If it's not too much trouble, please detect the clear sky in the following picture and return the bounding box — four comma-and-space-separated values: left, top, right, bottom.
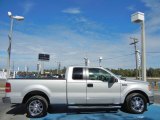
0, 0, 160, 71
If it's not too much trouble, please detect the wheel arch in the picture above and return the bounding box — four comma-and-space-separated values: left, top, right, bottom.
22, 90, 50, 104
124, 90, 149, 103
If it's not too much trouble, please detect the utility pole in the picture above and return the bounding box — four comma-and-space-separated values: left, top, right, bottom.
55, 61, 61, 74
12, 61, 15, 78
58, 62, 61, 74
12, 61, 14, 73
130, 37, 139, 79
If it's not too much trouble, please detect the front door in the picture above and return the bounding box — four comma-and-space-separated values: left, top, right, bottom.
86, 68, 120, 104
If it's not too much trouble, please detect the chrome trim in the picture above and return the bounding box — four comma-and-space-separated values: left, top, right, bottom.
131, 96, 144, 113
29, 100, 43, 116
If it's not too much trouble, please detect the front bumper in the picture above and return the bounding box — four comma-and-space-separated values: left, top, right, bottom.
2, 97, 11, 103
148, 96, 154, 105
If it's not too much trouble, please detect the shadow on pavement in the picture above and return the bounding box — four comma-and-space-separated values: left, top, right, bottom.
6, 104, 118, 117
48, 105, 119, 114
6, 104, 158, 120
6, 104, 26, 115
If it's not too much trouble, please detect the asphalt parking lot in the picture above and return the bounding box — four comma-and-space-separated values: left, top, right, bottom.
31, 105, 160, 120
0, 93, 29, 120
0, 91, 160, 120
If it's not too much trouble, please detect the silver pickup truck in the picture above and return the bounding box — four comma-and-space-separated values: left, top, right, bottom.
3, 66, 154, 118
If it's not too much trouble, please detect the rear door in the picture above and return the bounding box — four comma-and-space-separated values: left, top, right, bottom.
67, 67, 87, 104
86, 68, 121, 104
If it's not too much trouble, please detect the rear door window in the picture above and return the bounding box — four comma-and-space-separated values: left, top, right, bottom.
72, 68, 83, 80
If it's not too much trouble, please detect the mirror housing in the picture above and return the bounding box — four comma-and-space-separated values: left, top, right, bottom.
109, 76, 118, 83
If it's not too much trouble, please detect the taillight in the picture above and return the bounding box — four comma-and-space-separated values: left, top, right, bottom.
5, 82, 11, 93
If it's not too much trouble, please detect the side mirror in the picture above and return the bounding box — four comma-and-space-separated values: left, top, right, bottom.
109, 76, 118, 83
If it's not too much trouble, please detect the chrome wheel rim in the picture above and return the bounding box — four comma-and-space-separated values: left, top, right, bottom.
29, 100, 43, 116
131, 96, 144, 113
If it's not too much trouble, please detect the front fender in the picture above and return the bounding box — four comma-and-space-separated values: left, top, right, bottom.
121, 84, 148, 103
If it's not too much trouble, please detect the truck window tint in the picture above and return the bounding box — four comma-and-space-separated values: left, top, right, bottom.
72, 68, 83, 80
89, 68, 112, 81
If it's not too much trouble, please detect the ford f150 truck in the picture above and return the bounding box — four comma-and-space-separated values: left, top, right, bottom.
2, 66, 154, 118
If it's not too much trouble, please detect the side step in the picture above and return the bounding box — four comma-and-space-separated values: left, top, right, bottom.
68, 105, 121, 109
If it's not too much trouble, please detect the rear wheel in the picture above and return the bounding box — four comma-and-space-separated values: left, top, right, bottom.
26, 95, 48, 118
122, 93, 147, 114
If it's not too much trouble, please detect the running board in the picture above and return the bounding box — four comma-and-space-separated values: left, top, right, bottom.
68, 105, 121, 109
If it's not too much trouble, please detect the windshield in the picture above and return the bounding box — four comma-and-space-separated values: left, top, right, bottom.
104, 68, 120, 79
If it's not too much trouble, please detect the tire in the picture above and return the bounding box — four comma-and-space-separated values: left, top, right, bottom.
122, 93, 147, 114
26, 95, 48, 118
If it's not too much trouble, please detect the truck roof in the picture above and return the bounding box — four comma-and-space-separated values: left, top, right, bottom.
68, 66, 104, 69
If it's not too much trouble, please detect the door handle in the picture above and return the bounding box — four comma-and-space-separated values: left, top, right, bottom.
87, 83, 93, 87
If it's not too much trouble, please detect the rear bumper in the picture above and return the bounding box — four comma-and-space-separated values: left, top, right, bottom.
2, 97, 11, 103
148, 96, 154, 105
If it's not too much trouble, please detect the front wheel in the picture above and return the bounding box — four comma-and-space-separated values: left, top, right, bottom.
122, 93, 147, 114
26, 95, 48, 118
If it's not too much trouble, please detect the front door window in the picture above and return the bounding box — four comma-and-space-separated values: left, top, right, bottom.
89, 68, 112, 81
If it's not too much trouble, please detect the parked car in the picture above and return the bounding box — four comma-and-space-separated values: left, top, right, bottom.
3, 66, 154, 118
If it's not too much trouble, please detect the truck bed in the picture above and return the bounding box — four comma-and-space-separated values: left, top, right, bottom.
6, 79, 67, 104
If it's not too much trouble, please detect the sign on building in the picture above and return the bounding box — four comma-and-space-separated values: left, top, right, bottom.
38, 54, 50, 61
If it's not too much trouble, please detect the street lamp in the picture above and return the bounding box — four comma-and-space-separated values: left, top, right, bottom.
99, 56, 103, 67
7, 11, 24, 78
131, 12, 146, 81
84, 58, 89, 66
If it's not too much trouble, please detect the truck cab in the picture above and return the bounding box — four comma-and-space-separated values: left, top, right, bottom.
66, 66, 121, 105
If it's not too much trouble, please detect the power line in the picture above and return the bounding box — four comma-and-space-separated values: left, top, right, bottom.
103, 53, 135, 60
90, 52, 160, 63
147, 52, 160, 54
90, 53, 135, 62
87, 51, 160, 69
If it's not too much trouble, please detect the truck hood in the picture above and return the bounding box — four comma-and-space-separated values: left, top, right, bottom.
122, 79, 148, 84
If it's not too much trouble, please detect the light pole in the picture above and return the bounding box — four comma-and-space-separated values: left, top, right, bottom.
136, 50, 141, 80
131, 12, 146, 81
99, 56, 103, 67
84, 58, 89, 66
7, 11, 24, 78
